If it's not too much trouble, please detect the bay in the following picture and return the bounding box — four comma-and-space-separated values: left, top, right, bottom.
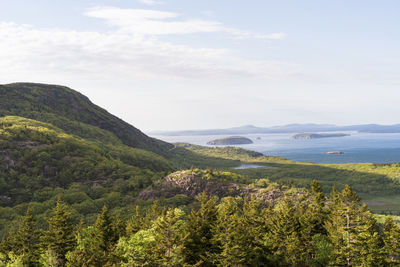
151, 132, 400, 164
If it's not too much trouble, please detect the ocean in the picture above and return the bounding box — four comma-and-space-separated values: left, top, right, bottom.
150, 132, 400, 164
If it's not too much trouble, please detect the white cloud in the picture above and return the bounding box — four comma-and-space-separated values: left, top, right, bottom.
0, 8, 295, 83
85, 7, 286, 39
139, 0, 163, 6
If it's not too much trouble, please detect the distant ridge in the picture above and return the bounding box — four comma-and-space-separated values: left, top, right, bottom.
150, 123, 400, 136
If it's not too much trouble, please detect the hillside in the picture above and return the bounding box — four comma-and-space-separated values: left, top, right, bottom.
0, 116, 174, 205
0, 83, 173, 154
1, 84, 400, 265
0, 83, 244, 235
1, 83, 400, 217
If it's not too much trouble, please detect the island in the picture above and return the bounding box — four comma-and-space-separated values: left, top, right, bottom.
292, 133, 350, 139
207, 136, 253, 145
326, 151, 345, 155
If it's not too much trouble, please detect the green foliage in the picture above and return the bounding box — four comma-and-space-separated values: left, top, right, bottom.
152, 208, 186, 266
325, 185, 385, 266
183, 193, 219, 265
10, 208, 40, 266
116, 229, 156, 266
3, 83, 400, 266
0, 83, 172, 154
66, 206, 120, 266
0, 183, 399, 266
0, 116, 172, 234
40, 197, 75, 266
383, 217, 400, 265
181, 142, 400, 213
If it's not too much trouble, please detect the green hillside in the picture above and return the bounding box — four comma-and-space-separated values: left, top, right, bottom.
0, 83, 173, 154
0, 116, 174, 204
0, 84, 244, 235
1, 83, 400, 217
1, 83, 400, 265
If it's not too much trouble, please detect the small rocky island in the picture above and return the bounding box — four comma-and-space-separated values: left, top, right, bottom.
292, 133, 350, 139
207, 136, 253, 145
326, 151, 345, 155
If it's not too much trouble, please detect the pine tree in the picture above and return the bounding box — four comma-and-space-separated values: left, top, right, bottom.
326, 185, 385, 266
211, 196, 252, 266
13, 207, 40, 266
143, 201, 162, 228
299, 180, 329, 264
231, 197, 272, 266
66, 205, 118, 267
183, 192, 219, 266
383, 217, 400, 265
153, 208, 186, 266
94, 205, 118, 252
126, 205, 144, 236
0, 227, 16, 258
65, 225, 98, 267
267, 198, 306, 265
41, 197, 75, 267
113, 214, 126, 240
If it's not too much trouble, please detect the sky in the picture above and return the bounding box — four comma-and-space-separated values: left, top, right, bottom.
1, 0, 400, 131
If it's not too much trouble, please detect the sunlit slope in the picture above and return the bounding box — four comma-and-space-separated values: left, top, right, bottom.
0, 116, 173, 206
0, 83, 173, 154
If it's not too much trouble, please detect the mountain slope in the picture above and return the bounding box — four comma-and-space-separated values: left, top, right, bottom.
0, 116, 173, 206
0, 83, 173, 154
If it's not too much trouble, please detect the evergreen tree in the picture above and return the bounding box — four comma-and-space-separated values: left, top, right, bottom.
299, 180, 329, 264
113, 214, 126, 241
143, 201, 162, 229
183, 192, 219, 266
126, 205, 144, 236
383, 217, 400, 265
326, 185, 385, 266
94, 205, 118, 252
0, 228, 16, 258
211, 196, 247, 266
66, 205, 118, 266
233, 197, 272, 265
353, 209, 385, 266
153, 208, 186, 266
41, 197, 75, 267
267, 198, 306, 265
65, 226, 98, 267
13, 208, 40, 266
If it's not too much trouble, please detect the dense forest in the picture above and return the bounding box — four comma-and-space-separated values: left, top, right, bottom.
1, 83, 400, 266
1, 184, 400, 266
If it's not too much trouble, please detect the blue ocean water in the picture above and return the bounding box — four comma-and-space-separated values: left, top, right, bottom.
151, 132, 400, 164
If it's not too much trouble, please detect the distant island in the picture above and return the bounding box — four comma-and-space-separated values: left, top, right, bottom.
207, 136, 253, 145
326, 151, 345, 155
292, 133, 350, 139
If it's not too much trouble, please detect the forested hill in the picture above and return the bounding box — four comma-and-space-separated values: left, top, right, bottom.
2, 83, 400, 265
0, 83, 173, 154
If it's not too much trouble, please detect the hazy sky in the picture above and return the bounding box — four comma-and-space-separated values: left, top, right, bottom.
1, 0, 400, 131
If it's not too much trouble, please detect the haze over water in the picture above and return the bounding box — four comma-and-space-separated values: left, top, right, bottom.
151, 132, 400, 164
